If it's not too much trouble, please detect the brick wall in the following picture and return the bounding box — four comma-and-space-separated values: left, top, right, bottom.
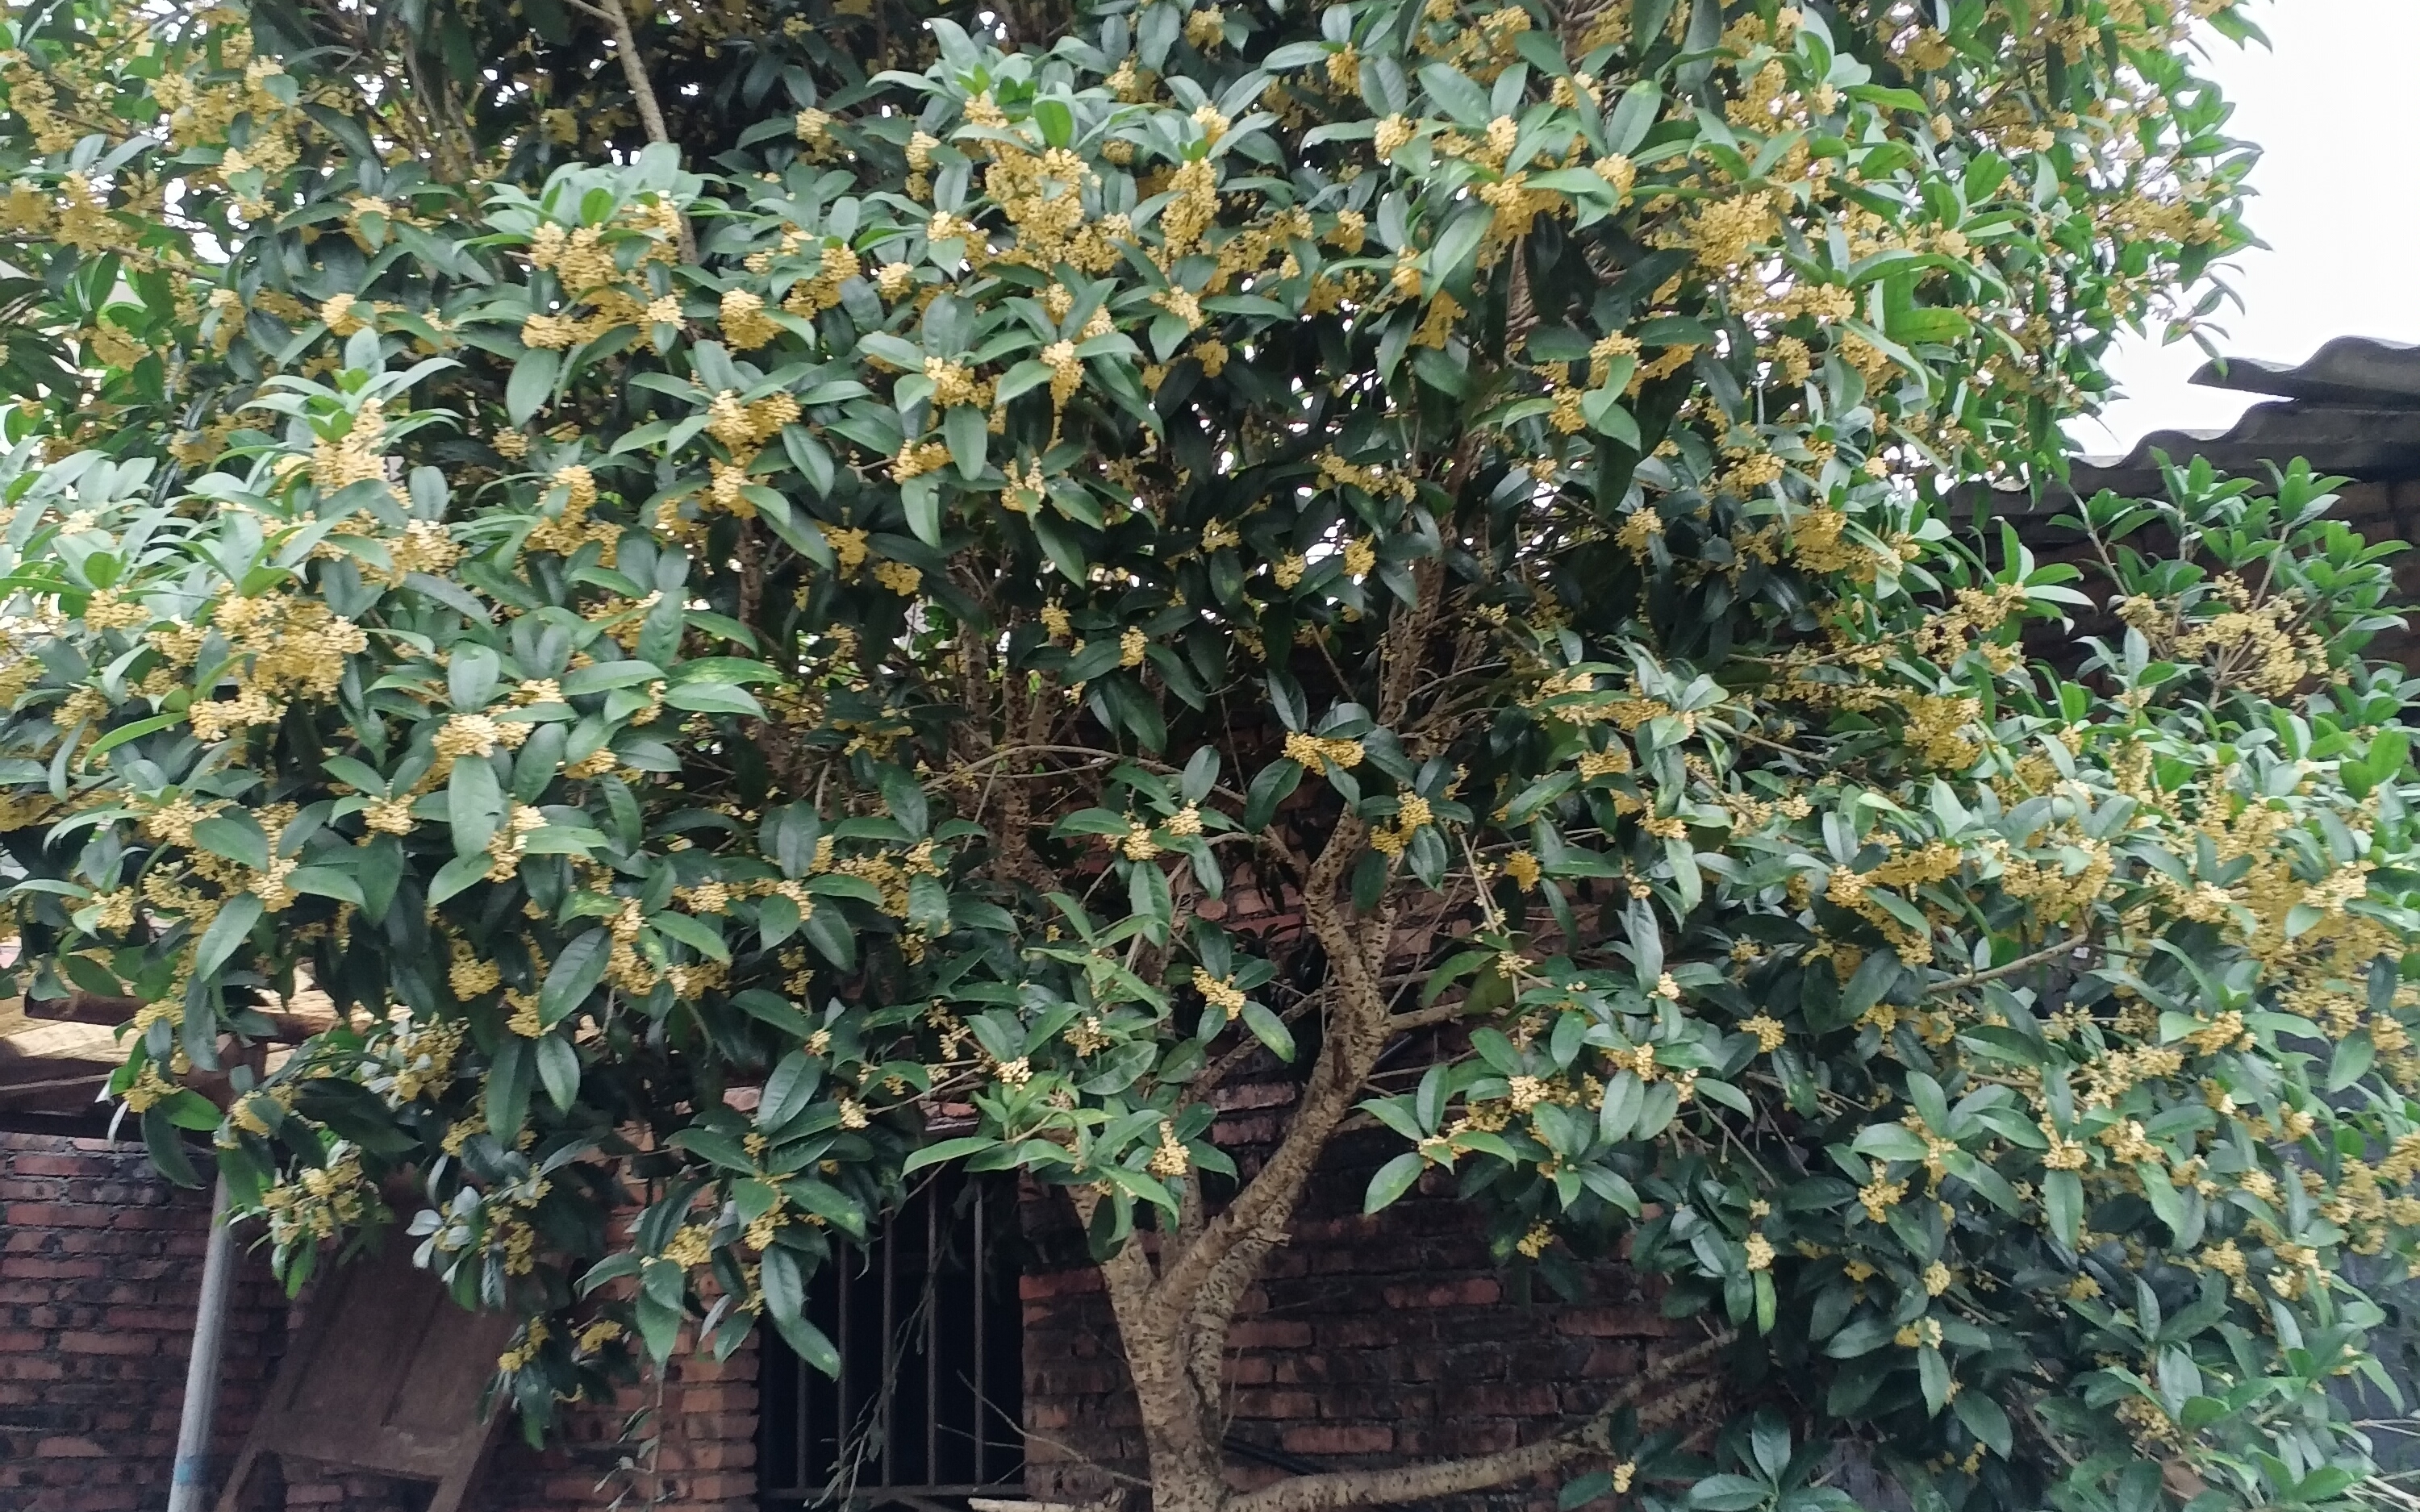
1, 1129, 286, 1512
2328, 479, 2420, 669
1019, 1104, 1686, 1512
0, 1129, 756, 1512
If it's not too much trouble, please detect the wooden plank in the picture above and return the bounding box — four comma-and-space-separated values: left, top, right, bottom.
0, 1006, 119, 1113
215, 1245, 516, 1512
22, 988, 338, 1041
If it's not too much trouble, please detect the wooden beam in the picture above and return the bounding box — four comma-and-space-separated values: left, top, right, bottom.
23, 990, 339, 1043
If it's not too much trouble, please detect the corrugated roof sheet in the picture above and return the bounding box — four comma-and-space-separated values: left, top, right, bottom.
1959, 335, 2420, 512
2188, 335, 2420, 408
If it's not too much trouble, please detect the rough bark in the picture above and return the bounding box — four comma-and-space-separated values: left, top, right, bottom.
1225, 1338, 1732, 1512
1058, 552, 1729, 1512
564, 0, 699, 261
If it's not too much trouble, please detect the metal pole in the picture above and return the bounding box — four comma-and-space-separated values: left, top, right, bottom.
167, 1170, 236, 1512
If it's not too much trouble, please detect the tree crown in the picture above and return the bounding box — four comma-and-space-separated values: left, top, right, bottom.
7, 4, 2417, 1512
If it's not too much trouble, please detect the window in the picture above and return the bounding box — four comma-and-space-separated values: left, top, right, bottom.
759, 1171, 1024, 1508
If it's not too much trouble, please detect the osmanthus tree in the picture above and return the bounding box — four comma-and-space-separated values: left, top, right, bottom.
5, 0, 2418, 1510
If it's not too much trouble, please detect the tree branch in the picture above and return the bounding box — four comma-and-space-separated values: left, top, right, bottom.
1225, 1332, 1734, 1512
1070, 1187, 1225, 1502
574, 0, 699, 262
1152, 556, 1456, 1426
1149, 805, 1383, 1427
1930, 933, 2094, 993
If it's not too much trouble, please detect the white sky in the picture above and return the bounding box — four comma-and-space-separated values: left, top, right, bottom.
2084, 0, 2420, 456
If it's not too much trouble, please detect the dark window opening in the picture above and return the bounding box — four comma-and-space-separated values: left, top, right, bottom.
759, 1171, 1024, 1509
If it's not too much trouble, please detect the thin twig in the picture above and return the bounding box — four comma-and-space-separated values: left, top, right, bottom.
565, 0, 699, 261
1931, 933, 2093, 993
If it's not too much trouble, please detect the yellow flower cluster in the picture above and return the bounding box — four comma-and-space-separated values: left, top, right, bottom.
1283, 731, 1365, 773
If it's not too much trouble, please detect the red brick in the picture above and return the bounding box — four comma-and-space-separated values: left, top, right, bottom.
1382, 1277, 1502, 1308
1280, 1424, 1394, 1455
1229, 1389, 1322, 1419
1554, 1306, 1671, 1338
34, 1436, 106, 1457
1229, 1318, 1312, 1348
53, 1331, 156, 1356
10, 1154, 98, 1177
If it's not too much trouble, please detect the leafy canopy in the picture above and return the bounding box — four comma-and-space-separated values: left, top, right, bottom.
7, 2, 2419, 1512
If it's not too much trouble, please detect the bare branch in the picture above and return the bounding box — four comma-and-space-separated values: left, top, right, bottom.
1225, 1332, 1734, 1512
1931, 933, 2095, 993
587, 0, 698, 262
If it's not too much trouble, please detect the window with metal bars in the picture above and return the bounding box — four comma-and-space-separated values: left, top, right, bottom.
758, 1170, 1025, 1510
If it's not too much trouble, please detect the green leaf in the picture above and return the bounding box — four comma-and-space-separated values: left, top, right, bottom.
192, 814, 269, 873
1688, 1476, 1769, 1512
761, 1248, 839, 1374
1033, 95, 1074, 148
758, 1050, 822, 1131
2044, 1169, 2083, 1249
1364, 1151, 1425, 1213
670, 1127, 756, 1171
1599, 1070, 1645, 1142
650, 910, 730, 962
661, 681, 766, 716
1560, 1472, 1614, 1511
1417, 63, 1491, 127
635, 1288, 682, 1363
1917, 1343, 1951, 1415
536, 1033, 581, 1110
506, 347, 561, 427
449, 754, 504, 859
1837, 948, 1899, 1029
759, 892, 802, 949
1953, 1389, 2013, 1457
786, 1180, 869, 1241
1242, 759, 1304, 831
1585, 389, 1641, 447
486, 1037, 531, 1139
733, 1178, 781, 1224
540, 929, 611, 1025
162, 1088, 223, 1131
194, 892, 263, 980
1824, 1316, 1894, 1358
896, 476, 939, 548
84, 711, 182, 762
1428, 207, 1489, 289
562, 660, 667, 696
1578, 1166, 1640, 1215
428, 852, 491, 905
806, 873, 884, 906
944, 405, 987, 479
1240, 1000, 1295, 1061
285, 866, 365, 906
803, 906, 856, 969
1886, 305, 1972, 348
143, 1106, 202, 1189
2330, 1031, 2379, 1091
903, 1134, 1002, 1174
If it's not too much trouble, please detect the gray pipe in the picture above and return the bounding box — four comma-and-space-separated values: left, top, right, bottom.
167, 1170, 236, 1512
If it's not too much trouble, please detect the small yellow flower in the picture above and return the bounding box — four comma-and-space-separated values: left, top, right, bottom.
1504, 851, 1542, 891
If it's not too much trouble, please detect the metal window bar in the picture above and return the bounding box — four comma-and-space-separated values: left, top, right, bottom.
759, 1171, 1024, 1509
